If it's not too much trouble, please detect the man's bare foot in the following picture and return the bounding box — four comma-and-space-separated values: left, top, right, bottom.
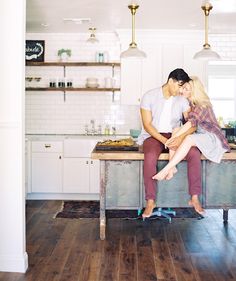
165, 167, 178, 180
189, 195, 205, 215
142, 199, 156, 218
152, 169, 169, 181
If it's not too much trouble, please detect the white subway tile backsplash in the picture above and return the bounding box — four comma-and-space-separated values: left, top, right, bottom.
26, 32, 236, 135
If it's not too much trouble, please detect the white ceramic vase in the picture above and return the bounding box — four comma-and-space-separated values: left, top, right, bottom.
59, 52, 69, 62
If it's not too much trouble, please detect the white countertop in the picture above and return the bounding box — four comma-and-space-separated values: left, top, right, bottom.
26, 134, 131, 141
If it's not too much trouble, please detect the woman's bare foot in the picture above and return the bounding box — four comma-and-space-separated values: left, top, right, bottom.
189, 195, 205, 215
142, 199, 156, 218
152, 169, 169, 181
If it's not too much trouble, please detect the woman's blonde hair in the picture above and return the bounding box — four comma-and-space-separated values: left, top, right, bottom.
189, 76, 212, 108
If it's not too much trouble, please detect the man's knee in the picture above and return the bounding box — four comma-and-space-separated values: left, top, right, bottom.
186, 146, 201, 160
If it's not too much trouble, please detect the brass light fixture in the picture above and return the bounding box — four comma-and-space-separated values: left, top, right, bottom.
120, 3, 146, 58
87, 27, 99, 44
193, 2, 221, 60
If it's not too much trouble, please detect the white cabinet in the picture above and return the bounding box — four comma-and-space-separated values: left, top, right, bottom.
31, 141, 63, 193
63, 138, 100, 194
63, 158, 99, 193
89, 159, 100, 193
63, 158, 89, 193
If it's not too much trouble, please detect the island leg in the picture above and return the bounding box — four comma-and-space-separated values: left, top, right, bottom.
100, 160, 106, 240
223, 208, 229, 223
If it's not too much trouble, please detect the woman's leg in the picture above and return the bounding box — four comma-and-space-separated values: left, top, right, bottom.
152, 135, 196, 181
165, 127, 180, 180
165, 148, 178, 180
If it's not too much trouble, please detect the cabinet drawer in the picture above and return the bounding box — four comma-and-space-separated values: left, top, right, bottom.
64, 138, 100, 157
32, 141, 63, 153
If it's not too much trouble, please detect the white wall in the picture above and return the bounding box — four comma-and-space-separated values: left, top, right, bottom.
0, 0, 28, 273
26, 33, 141, 135
26, 31, 236, 135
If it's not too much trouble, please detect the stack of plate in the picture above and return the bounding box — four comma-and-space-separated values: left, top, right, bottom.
86, 77, 99, 88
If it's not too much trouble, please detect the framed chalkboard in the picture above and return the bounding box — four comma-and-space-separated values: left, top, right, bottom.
25, 40, 45, 62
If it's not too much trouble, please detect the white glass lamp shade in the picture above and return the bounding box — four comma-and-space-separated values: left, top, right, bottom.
121, 46, 146, 59
193, 47, 221, 60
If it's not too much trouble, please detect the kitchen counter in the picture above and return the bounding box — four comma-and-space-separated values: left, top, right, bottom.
92, 148, 236, 240
92, 149, 236, 160
26, 134, 130, 141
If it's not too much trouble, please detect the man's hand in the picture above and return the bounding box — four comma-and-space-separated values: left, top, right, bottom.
165, 135, 184, 150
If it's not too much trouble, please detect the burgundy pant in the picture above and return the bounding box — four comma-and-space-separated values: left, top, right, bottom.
143, 136, 202, 201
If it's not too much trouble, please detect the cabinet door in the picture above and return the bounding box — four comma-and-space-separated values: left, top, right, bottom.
120, 59, 142, 105
63, 158, 90, 193
205, 161, 236, 208
89, 159, 100, 193
31, 153, 62, 192
106, 160, 141, 208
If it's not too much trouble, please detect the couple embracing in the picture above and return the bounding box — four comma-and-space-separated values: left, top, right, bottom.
137, 69, 230, 219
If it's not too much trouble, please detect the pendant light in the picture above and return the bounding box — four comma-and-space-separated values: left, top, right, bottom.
193, 2, 221, 60
120, 3, 146, 59
86, 27, 99, 44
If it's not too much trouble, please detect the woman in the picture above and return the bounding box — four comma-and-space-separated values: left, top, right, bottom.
152, 76, 230, 215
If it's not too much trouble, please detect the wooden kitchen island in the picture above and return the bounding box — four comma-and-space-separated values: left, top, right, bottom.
91, 148, 236, 240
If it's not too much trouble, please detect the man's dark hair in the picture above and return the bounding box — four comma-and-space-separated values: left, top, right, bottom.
167, 68, 191, 84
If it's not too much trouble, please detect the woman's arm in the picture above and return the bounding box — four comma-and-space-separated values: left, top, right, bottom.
172, 121, 192, 137
166, 122, 196, 149
140, 108, 167, 145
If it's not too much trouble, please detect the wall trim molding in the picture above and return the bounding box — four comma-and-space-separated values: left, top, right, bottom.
0, 252, 28, 273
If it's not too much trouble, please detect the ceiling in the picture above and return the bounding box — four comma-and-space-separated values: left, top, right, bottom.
26, 0, 236, 34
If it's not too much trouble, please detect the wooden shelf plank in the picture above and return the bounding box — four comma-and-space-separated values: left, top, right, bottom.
26, 62, 120, 67
26, 87, 121, 92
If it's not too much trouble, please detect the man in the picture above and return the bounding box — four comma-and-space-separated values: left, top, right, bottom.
137, 68, 203, 218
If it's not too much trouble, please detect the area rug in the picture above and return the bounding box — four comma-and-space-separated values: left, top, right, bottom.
55, 200, 203, 220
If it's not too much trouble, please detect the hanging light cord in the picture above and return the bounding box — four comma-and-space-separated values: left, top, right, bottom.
128, 4, 139, 48
202, 3, 212, 49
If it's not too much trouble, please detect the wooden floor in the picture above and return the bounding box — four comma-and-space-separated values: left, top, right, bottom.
1, 201, 236, 281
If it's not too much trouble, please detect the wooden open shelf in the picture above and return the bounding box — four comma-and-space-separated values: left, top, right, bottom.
26, 87, 120, 92
26, 61, 121, 67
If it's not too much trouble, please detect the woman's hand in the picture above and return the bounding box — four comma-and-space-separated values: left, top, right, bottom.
165, 135, 184, 150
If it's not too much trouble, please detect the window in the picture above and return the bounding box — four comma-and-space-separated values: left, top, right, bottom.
207, 62, 236, 123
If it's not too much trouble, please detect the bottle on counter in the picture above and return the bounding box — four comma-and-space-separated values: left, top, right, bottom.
104, 124, 110, 135
218, 116, 225, 128
97, 124, 102, 135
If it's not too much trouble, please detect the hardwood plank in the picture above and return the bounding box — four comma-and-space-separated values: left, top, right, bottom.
198, 212, 236, 280
98, 218, 121, 281
151, 221, 176, 280
136, 220, 158, 281
165, 222, 198, 281
2, 201, 236, 281
119, 219, 138, 281
59, 220, 96, 281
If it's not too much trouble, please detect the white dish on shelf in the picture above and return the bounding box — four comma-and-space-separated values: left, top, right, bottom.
86, 83, 99, 88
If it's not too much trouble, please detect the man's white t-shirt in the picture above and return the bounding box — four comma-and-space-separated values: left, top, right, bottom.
137, 87, 190, 145
157, 96, 173, 133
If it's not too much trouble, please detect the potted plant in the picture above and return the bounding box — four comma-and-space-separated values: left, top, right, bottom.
57, 49, 72, 61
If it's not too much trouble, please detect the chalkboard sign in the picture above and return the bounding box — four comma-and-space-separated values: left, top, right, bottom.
25, 40, 45, 62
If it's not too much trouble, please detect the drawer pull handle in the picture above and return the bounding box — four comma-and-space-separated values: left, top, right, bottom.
59, 156, 61, 159
45, 144, 51, 148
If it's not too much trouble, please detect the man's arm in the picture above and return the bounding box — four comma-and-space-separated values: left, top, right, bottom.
140, 108, 167, 145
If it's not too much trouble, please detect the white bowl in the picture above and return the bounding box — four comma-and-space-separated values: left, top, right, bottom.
86, 83, 99, 88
